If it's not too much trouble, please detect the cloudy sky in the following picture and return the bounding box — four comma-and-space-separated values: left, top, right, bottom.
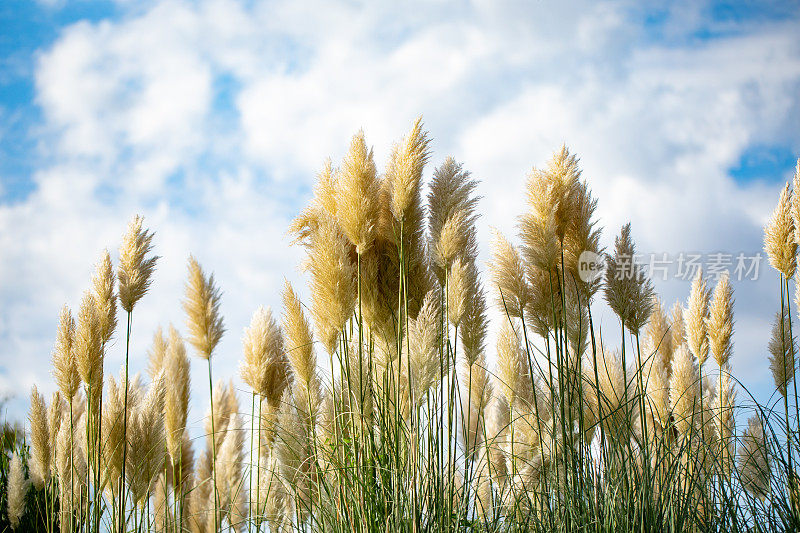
1, 0, 799, 429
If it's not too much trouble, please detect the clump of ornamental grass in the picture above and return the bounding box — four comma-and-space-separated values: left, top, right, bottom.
7, 127, 800, 533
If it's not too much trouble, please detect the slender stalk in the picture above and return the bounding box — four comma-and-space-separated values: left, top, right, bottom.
119, 311, 133, 533
208, 358, 219, 533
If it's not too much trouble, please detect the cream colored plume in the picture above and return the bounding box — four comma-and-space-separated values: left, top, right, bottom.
28, 385, 50, 488
407, 291, 441, 406
52, 305, 80, 401
768, 307, 796, 398
126, 373, 166, 507
146, 326, 167, 379
74, 291, 104, 395
685, 268, 710, 365
669, 345, 700, 436
7, 451, 28, 528
707, 273, 734, 368
490, 230, 530, 318
306, 216, 356, 354
764, 182, 797, 278
117, 214, 158, 313
164, 326, 191, 462
183, 256, 225, 360
388, 117, 431, 221
92, 250, 117, 344
336, 130, 379, 254
240, 306, 288, 405
282, 281, 318, 397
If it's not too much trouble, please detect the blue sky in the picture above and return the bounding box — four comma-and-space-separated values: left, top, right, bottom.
1, 0, 799, 428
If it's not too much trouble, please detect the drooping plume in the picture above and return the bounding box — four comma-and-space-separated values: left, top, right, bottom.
117, 214, 159, 313
183, 256, 225, 360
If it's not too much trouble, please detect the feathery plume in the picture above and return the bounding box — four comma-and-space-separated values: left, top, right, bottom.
490, 231, 530, 318
28, 386, 50, 488
100, 373, 126, 498
768, 306, 796, 398
47, 392, 64, 477
496, 320, 532, 408
240, 306, 288, 405
117, 214, 158, 313
447, 257, 468, 327
52, 306, 80, 401
670, 345, 700, 435
146, 326, 167, 378
164, 326, 191, 462
126, 373, 166, 507
707, 273, 734, 368
434, 209, 470, 270
306, 217, 356, 354
388, 117, 431, 222
739, 415, 770, 500
282, 281, 316, 388
7, 452, 28, 528
428, 157, 479, 283
669, 302, 686, 361
603, 223, 655, 333
92, 250, 117, 344
74, 291, 104, 395
646, 298, 673, 364
407, 291, 441, 405
183, 256, 225, 360
764, 182, 797, 278
685, 268, 711, 365
337, 130, 379, 254
643, 350, 670, 429
214, 414, 245, 526
589, 347, 635, 441
288, 160, 338, 247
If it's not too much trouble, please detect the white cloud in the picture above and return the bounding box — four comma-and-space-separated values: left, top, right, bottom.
2, 0, 799, 429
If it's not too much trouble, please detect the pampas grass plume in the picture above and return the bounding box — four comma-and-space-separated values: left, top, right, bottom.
240, 306, 288, 405
52, 305, 80, 401
183, 256, 225, 360
707, 273, 734, 368
764, 182, 797, 278
28, 385, 50, 488
337, 130, 379, 254
768, 306, 796, 398
388, 117, 431, 222
7, 451, 28, 529
685, 268, 711, 365
117, 214, 158, 313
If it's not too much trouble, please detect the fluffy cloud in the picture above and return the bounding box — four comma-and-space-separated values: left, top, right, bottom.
1, 0, 799, 425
